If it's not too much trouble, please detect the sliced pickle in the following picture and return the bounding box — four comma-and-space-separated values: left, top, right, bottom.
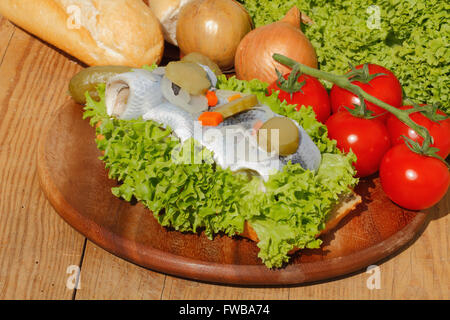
181, 52, 222, 76
213, 94, 258, 119
69, 65, 132, 104
257, 117, 300, 156
165, 61, 211, 95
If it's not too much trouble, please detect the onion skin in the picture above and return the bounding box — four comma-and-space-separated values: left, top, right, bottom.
176, 0, 252, 71
235, 6, 318, 84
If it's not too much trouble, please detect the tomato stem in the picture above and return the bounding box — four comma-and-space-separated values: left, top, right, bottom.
346, 62, 386, 84
273, 54, 444, 161
275, 64, 306, 98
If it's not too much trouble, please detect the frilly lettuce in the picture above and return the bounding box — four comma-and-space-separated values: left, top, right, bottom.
83, 77, 357, 268
238, 0, 449, 114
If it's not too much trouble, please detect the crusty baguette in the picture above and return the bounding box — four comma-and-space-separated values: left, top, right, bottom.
240, 191, 362, 251
0, 0, 164, 67
146, 0, 194, 46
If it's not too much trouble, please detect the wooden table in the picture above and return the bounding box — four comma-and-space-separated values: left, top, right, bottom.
0, 17, 448, 300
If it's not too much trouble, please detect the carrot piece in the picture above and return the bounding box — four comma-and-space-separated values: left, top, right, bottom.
206, 90, 218, 107
228, 94, 242, 102
198, 112, 224, 126
252, 120, 264, 136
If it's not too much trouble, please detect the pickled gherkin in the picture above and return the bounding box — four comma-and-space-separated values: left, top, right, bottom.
213, 94, 258, 118
69, 65, 132, 104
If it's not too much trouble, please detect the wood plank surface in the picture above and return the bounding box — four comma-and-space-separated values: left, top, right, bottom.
74, 241, 166, 300
0, 20, 86, 299
0, 15, 448, 300
0, 16, 14, 62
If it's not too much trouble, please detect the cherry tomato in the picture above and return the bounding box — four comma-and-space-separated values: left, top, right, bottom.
268, 74, 331, 123
330, 64, 403, 121
380, 144, 449, 210
326, 111, 391, 177
386, 105, 450, 159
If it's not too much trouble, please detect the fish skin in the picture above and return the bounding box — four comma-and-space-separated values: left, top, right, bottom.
141, 102, 282, 180
281, 124, 322, 171
105, 69, 163, 120
221, 108, 322, 172
143, 102, 195, 144
220, 107, 273, 131
151, 67, 166, 77
198, 64, 218, 87
198, 125, 283, 181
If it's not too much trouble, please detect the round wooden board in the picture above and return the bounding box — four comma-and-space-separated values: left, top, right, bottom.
37, 101, 429, 285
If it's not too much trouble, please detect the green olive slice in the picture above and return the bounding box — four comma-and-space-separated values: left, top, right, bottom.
257, 117, 300, 156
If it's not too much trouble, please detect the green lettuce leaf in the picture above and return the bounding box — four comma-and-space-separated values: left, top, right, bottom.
238, 0, 449, 114
83, 76, 358, 268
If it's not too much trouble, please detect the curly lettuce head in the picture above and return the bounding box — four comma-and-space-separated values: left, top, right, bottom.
238, 0, 449, 114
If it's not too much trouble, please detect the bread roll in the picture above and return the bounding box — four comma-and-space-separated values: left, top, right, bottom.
147, 0, 194, 46
0, 0, 164, 67
240, 191, 362, 254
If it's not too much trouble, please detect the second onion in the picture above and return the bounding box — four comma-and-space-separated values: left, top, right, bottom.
235, 6, 318, 84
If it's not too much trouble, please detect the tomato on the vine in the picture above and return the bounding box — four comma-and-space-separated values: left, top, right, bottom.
386, 105, 450, 159
380, 144, 449, 210
326, 111, 391, 177
330, 64, 403, 121
268, 73, 331, 124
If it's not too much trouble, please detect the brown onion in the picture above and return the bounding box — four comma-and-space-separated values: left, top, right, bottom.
235, 6, 318, 84
176, 0, 252, 71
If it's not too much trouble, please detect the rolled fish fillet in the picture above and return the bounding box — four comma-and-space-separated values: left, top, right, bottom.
199, 125, 283, 181
105, 69, 164, 120
143, 102, 195, 143
281, 123, 322, 172
219, 107, 322, 172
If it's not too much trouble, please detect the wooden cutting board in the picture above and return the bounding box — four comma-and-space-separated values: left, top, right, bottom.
37, 101, 429, 285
